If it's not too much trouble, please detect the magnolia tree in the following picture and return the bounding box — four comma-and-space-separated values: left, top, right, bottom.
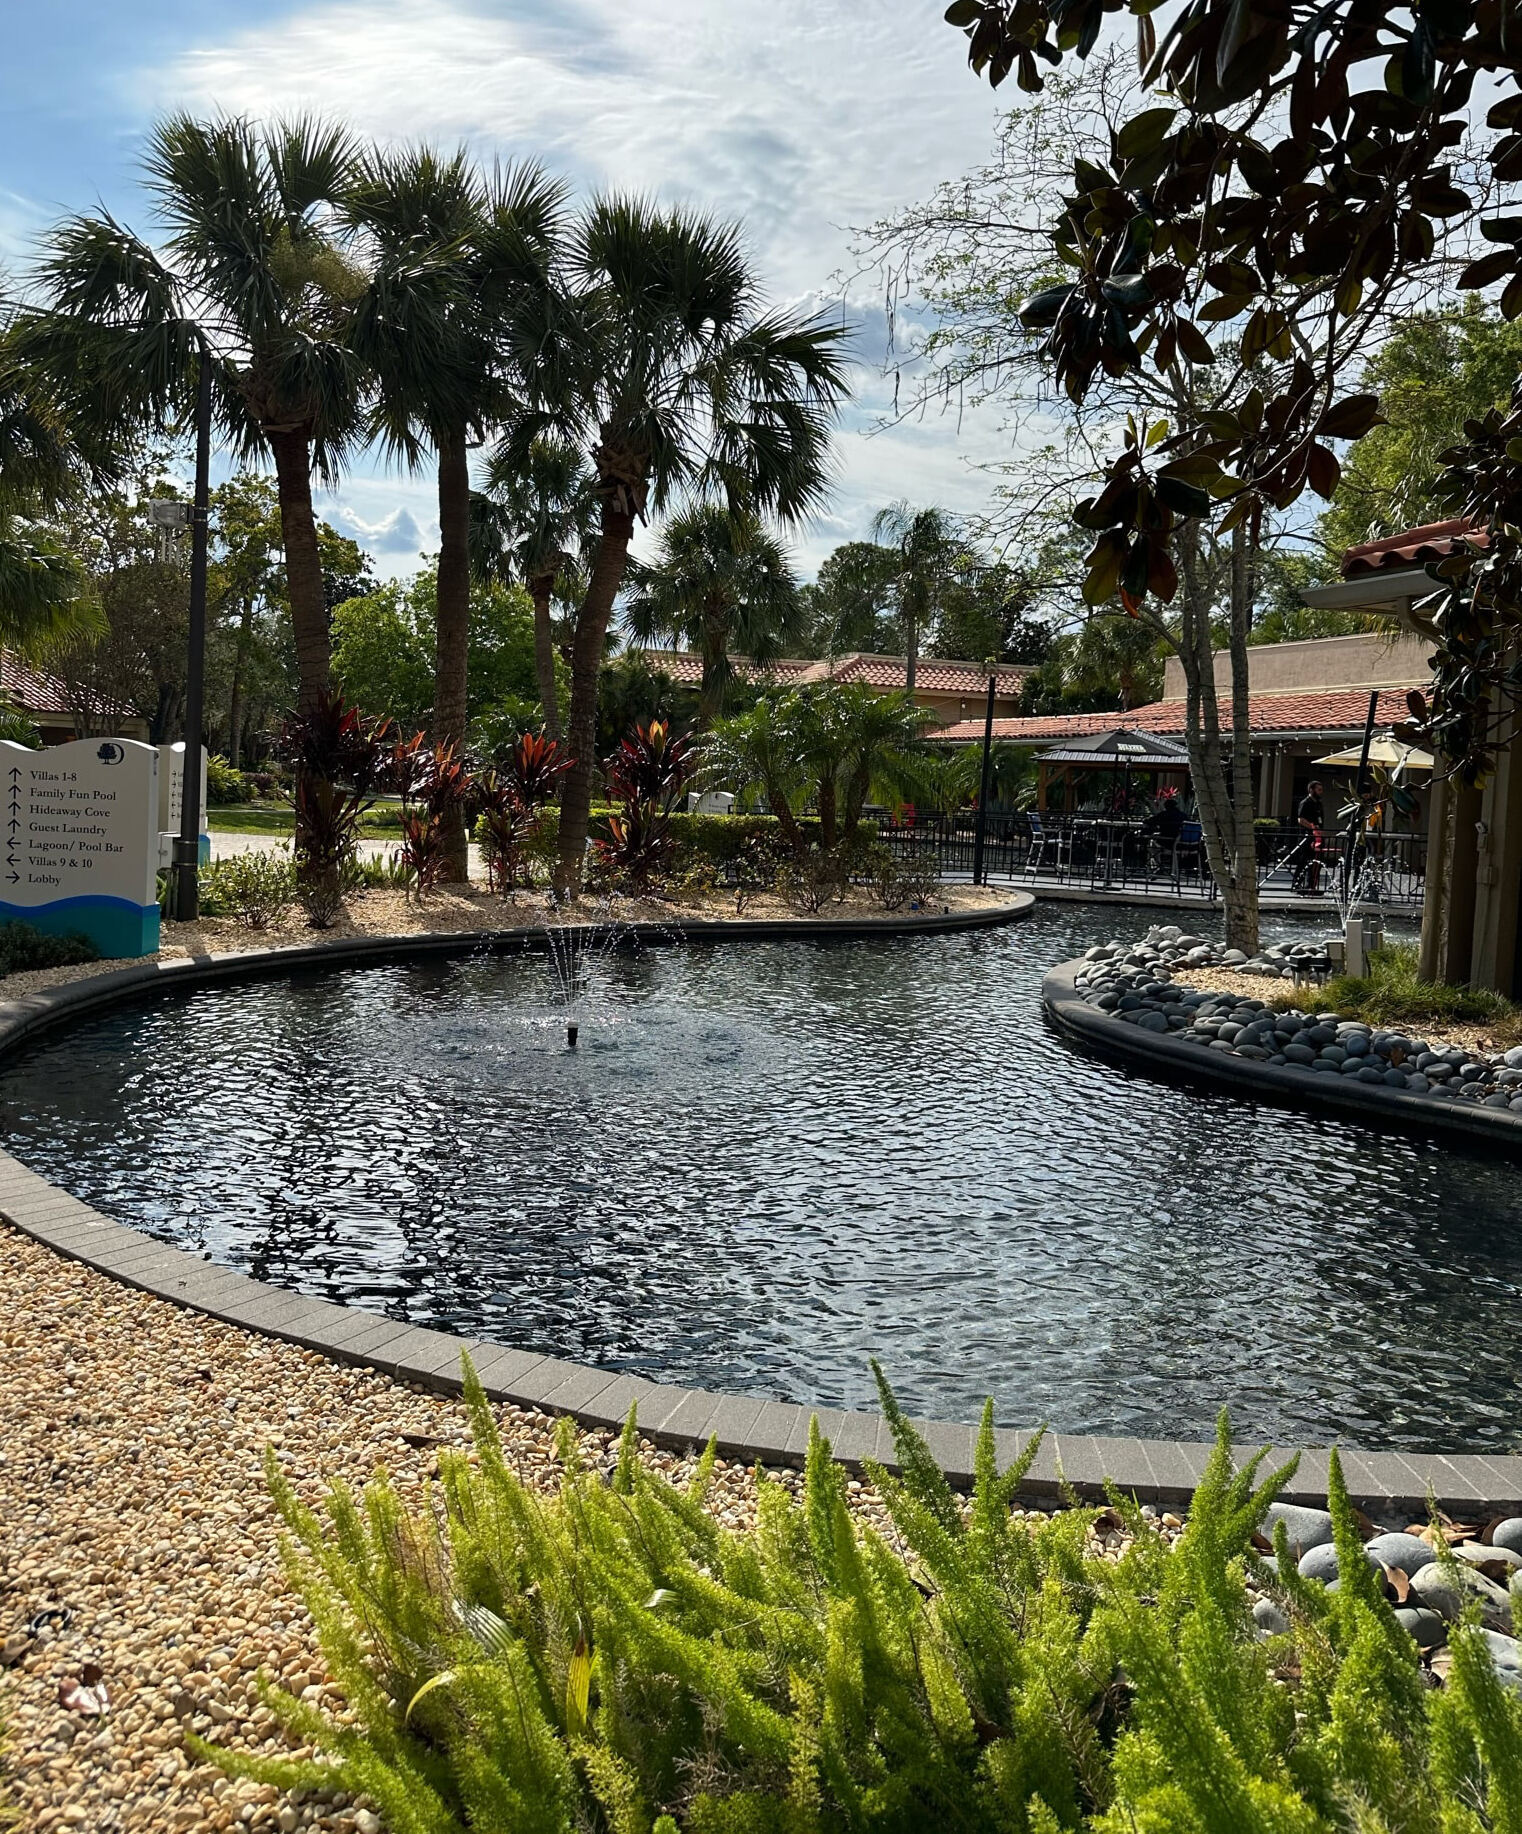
869, 30, 1486, 949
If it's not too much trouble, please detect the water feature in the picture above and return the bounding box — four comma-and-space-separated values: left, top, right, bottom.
1, 902, 1518, 1453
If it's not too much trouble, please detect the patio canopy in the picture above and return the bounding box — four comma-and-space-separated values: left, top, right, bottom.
1314, 733, 1435, 772
1034, 728, 1191, 769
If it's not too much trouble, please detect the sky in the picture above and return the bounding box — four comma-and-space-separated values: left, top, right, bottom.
0, 0, 1021, 580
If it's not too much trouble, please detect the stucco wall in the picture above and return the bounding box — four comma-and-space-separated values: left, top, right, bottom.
1161, 631, 1432, 701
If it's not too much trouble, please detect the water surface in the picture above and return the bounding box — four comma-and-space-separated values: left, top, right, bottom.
2, 904, 1516, 1451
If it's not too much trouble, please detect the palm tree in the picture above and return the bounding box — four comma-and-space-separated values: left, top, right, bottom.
0, 330, 100, 652
625, 504, 800, 726
13, 114, 363, 716
347, 150, 564, 875
514, 196, 850, 896
470, 432, 598, 743
871, 502, 960, 695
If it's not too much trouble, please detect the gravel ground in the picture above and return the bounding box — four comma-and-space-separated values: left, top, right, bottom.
1175, 965, 1507, 1057
0, 1221, 1136, 1834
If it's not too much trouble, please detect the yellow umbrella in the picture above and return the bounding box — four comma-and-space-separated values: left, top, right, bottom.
1315, 733, 1435, 772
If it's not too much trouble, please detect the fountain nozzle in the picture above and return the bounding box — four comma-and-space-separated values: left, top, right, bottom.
566, 1022, 579, 1048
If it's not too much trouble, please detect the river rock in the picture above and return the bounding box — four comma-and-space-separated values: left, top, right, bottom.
1298, 1542, 1342, 1583
1481, 1628, 1522, 1693
1409, 1561, 1466, 1621
1261, 1502, 1335, 1554
1364, 1531, 1437, 1574
1491, 1518, 1522, 1556
1394, 1606, 1447, 1649
1252, 1597, 1290, 1635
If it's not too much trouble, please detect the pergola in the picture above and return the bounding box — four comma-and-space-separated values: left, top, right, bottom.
1034, 728, 1192, 813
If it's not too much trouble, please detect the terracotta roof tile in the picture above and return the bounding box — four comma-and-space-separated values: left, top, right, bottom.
628, 648, 1029, 693
930, 688, 1416, 745
1342, 518, 1486, 577
0, 652, 75, 718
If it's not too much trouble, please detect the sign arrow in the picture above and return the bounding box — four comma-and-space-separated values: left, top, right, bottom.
5, 872, 18, 884
7, 819, 18, 835
7, 767, 19, 781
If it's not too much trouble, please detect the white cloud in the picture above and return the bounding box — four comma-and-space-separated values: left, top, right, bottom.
148, 0, 1024, 573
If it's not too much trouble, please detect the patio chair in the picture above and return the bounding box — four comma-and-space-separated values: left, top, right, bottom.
1171, 819, 1205, 888
1025, 810, 1071, 880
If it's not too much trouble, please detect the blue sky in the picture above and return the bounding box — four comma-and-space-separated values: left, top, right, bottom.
1, 0, 1020, 579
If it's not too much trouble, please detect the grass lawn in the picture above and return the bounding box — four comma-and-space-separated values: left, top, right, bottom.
208, 801, 405, 834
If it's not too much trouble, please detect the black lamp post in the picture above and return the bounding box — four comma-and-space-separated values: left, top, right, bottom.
172, 354, 212, 922
971, 657, 998, 887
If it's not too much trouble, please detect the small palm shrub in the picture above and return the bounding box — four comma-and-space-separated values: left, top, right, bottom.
206, 754, 255, 805
199, 851, 297, 929
211, 1359, 1522, 1831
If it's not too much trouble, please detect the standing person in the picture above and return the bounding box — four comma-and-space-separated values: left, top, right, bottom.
1293, 779, 1325, 893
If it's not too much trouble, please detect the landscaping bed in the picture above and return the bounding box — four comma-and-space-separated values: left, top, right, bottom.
1069, 925, 1522, 1120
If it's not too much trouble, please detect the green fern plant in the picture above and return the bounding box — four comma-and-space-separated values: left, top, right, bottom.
198, 1366, 1522, 1833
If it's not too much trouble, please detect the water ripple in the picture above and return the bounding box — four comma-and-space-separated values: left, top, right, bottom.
1, 905, 1518, 1451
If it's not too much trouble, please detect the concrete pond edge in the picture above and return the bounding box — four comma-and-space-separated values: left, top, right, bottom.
1042, 958, 1522, 1159
3, 901, 1520, 1519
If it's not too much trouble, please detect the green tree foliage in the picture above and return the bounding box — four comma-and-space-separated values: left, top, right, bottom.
1318, 300, 1522, 557
16, 116, 368, 715
625, 506, 802, 725
797, 541, 900, 658
707, 681, 926, 850
525, 196, 850, 895
331, 567, 542, 744
210, 1368, 1522, 1832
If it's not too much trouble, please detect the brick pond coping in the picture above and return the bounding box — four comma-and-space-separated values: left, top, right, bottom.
2, 901, 1520, 1520
1042, 958, 1522, 1157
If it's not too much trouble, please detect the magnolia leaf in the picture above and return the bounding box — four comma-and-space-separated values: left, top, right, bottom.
1315, 394, 1385, 441
566, 1639, 593, 1737
405, 1670, 458, 1725
943, 0, 981, 22
1116, 106, 1175, 161
1145, 418, 1169, 449
1460, 249, 1517, 290
1175, 318, 1216, 364
1307, 443, 1342, 500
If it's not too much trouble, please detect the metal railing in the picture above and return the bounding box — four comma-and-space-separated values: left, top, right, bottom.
877, 811, 1427, 908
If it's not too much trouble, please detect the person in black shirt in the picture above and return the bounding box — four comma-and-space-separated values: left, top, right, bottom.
1293, 780, 1325, 891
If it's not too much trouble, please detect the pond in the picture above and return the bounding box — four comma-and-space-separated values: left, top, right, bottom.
1, 902, 1517, 1453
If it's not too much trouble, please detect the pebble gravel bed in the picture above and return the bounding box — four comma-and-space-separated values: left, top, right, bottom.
0, 1224, 904, 1834
1255, 1501, 1522, 1690
1077, 925, 1522, 1110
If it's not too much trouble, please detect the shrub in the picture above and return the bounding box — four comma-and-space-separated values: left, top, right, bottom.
591, 720, 696, 891
0, 921, 98, 977
198, 851, 297, 929
779, 843, 846, 913
391, 737, 472, 899
203, 1369, 1522, 1832
276, 694, 396, 929
206, 755, 255, 805
1321, 941, 1522, 1045
342, 849, 414, 893
476, 732, 573, 897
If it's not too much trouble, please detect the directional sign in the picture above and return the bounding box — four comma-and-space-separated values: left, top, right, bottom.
0, 739, 161, 957
157, 743, 210, 867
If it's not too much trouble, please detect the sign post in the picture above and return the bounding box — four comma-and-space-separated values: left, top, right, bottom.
0, 738, 161, 956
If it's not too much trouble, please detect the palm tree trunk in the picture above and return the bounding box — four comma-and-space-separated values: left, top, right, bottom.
268, 429, 330, 714
698, 619, 726, 728
530, 574, 562, 744
227, 599, 253, 769
434, 426, 472, 882
555, 505, 636, 897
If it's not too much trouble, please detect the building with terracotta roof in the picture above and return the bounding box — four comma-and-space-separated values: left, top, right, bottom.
630, 649, 1031, 725
0, 652, 146, 746
930, 629, 1433, 819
